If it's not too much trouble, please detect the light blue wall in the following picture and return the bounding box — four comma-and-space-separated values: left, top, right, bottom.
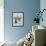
4, 0, 40, 42
40, 0, 46, 27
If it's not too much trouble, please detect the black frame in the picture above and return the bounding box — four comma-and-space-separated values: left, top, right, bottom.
12, 12, 24, 27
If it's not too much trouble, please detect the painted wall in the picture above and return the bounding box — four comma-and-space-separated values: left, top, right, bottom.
4, 0, 40, 42
0, 0, 4, 42
40, 0, 46, 27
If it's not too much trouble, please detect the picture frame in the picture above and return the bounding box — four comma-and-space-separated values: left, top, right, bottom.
12, 12, 24, 27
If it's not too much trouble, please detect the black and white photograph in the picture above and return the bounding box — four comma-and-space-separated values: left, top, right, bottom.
12, 12, 24, 27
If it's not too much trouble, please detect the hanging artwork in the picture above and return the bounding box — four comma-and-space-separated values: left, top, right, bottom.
12, 12, 24, 27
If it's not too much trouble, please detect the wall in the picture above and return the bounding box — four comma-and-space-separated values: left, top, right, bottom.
40, 0, 46, 27
0, 0, 4, 42
4, 0, 40, 42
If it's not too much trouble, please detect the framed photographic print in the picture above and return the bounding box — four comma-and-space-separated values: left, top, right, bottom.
12, 12, 24, 27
